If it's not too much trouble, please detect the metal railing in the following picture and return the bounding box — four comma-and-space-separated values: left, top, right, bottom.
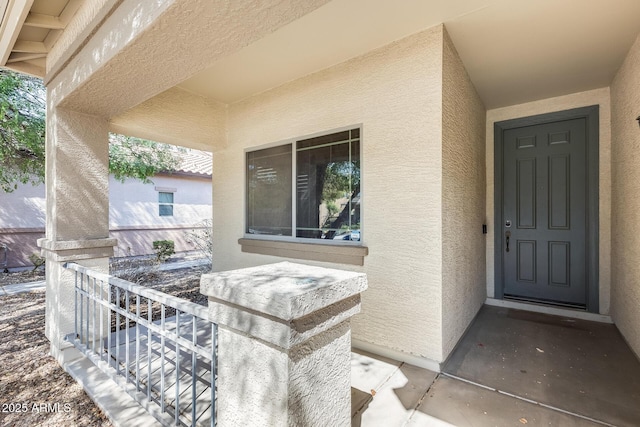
64, 262, 217, 427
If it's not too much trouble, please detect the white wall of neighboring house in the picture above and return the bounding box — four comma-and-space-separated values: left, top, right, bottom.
0, 181, 46, 229
0, 182, 47, 269
0, 173, 212, 268
109, 174, 212, 258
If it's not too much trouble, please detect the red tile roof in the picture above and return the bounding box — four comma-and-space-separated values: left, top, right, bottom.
174, 149, 212, 177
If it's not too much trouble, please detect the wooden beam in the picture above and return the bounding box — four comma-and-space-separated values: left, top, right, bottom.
4, 60, 45, 78
59, 0, 82, 26
24, 13, 65, 30
12, 40, 47, 53
0, 1, 9, 22
43, 28, 62, 51
6, 51, 45, 62
0, 0, 36, 65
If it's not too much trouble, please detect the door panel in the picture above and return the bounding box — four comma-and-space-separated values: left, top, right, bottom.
516, 158, 536, 228
502, 118, 587, 306
517, 240, 536, 282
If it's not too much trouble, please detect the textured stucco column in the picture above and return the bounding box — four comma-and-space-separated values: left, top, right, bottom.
38, 106, 115, 363
200, 262, 367, 427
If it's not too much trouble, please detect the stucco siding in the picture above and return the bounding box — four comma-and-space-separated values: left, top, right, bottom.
0, 229, 44, 269
441, 29, 487, 360
214, 27, 445, 362
0, 175, 211, 267
486, 88, 612, 314
0, 183, 46, 268
0, 183, 46, 229
45, 109, 110, 241
48, 0, 331, 121
109, 176, 211, 227
109, 175, 212, 257
610, 34, 640, 358
46, 0, 119, 79
110, 87, 228, 152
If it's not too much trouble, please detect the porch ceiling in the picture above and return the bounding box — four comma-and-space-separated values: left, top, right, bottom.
0, 0, 81, 77
1, 0, 640, 109
177, 0, 640, 109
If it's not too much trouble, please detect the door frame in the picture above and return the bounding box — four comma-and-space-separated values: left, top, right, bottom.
494, 105, 599, 313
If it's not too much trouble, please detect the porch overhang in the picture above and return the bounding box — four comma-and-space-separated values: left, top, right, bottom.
3, 1, 640, 113
0, 0, 81, 78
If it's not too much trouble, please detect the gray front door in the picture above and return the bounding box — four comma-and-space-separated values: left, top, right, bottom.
495, 107, 599, 310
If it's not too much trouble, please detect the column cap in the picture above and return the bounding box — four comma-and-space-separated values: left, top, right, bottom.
200, 261, 367, 321
38, 238, 117, 261
38, 237, 117, 251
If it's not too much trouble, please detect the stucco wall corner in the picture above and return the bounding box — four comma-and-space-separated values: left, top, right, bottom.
441, 27, 487, 360
610, 33, 640, 358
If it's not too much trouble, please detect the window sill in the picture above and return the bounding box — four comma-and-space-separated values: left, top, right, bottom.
238, 238, 368, 266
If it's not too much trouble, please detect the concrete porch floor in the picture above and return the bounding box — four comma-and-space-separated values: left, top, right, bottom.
351, 305, 640, 426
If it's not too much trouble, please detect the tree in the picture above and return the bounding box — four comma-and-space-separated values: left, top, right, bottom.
108, 134, 183, 184
0, 70, 181, 193
0, 70, 45, 191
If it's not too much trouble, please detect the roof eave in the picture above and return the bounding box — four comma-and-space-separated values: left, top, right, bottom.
157, 170, 212, 180
0, 0, 35, 67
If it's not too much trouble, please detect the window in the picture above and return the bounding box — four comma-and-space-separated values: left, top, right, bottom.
158, 192, 174, 216
246, 128, 361, 242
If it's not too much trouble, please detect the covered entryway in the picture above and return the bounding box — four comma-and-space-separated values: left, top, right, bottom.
438, 305, 640, 426
494, 106, 599, 312
351, 304, 640, 426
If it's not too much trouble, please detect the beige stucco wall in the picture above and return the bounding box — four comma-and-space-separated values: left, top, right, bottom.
110, 87, 227, 152
213, 27, 446, 363
610, 34, 640, 357
486, 88, 612, 314
45, 107, 111, 241
46, 0, 120, 80
441, 30, 487, 359
48, 0, 332, 120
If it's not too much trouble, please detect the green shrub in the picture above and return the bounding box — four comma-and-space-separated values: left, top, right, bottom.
152, 240, 175, 262
28, 253, 45, 271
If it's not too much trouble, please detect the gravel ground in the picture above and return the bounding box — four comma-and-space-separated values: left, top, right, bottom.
0, 269, 45, 287
0, 265, 208, 427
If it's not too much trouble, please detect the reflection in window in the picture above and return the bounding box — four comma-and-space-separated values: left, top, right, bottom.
296, 129, 360, 240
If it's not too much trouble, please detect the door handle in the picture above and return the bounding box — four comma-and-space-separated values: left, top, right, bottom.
505, 230, 511, 252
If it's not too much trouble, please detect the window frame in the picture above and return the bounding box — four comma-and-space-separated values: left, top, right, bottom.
244, 125, 363, 246
158, 191, 175, 217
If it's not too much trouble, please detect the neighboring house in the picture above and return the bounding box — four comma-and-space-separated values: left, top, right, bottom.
1, 0, 639, 392
0, 149, 212, 268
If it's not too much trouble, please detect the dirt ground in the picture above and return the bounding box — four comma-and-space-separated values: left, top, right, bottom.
0, 269, 45, 287
0, 265, 208, 426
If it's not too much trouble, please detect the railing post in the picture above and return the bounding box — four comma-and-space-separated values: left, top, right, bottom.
40, 240, 116, 364
200, 261, 367, 427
